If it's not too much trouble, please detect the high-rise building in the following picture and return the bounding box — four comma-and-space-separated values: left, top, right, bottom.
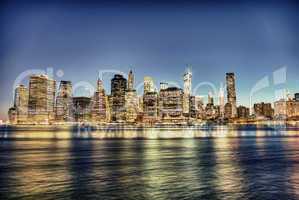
91, 75, 108, 123
183, 67, 192, 114
8, 107, 17, 124
224, 103, 232, 119
28, 74, 56, 123
111, 74, 127, 122
73, 97, 91, 122
226, 73, 237, 118
143, 92, 159, 123
14, 84, 28, 123
237, 106, 250, 119
55, 81, 73, 122
128, 70, 134, 91
190, 96, 205, 119
274, 99, 299, 119
253, 102, 274, 119
159, 87, 184, 123
218, 85, 225, 118
125, 70, 138, 123
144, 76, 154, 94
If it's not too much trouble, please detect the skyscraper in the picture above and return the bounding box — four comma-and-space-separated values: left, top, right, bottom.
159, 87, 184, 123
128, 70, 134, 91
125, 70, 138, 123
226, 73, 237, 118
91, 74, 108, 123
55, 81, 73, 122
111, 74, 127, 122
28, 74, 56, 123
218, 85, 225, 118
73, 97, 92, 122
183, 67, 192, 114
14, 84, 28, 123
143, 91, 158, 124
144, 76, 154, 94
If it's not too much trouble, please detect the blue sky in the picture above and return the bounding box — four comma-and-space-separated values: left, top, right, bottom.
1, 0, 299, 120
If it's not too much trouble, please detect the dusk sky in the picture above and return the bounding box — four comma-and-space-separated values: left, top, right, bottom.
1, 0, 299, 120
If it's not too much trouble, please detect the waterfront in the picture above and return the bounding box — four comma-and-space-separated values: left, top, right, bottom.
1, 130, 299, 199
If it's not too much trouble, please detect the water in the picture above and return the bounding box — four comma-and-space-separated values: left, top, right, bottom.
1, 129, 299, 200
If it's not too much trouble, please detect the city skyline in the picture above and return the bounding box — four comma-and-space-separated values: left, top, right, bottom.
6, 68, 299, 125
1, 0, 299, 120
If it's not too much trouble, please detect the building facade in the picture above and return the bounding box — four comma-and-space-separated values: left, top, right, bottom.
183, 68, 192, 115
159, 87, 184, 123
55, 81, 73, 122
111, 74, 127, 122
143, 92, 159, 123
253, 102, 274, 119
91, 77, 108, 123
226, 73, 237, 118
28, 75, 56, 124
14, 84, 29, 123
144, 76, 155, 94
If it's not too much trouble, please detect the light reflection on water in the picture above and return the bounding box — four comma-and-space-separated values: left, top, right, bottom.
0, 130, 299, 199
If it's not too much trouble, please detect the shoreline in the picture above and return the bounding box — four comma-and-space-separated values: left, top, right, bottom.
1, 122, 299, 132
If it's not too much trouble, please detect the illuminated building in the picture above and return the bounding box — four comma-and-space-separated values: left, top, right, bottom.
73, 97, 91, 122
91, 74, 108, 123
14, 84, 28, 123
218, 86, 225, 118
55, 81, 73, 122
237, 106, 249, 119
190, 96, 205, 119
111, 74, 127, 122
226, 73, 237, 118
28, 74, 56, 124
144, 76, 155, 94
125, 70, 138, 123
159, 87, 184, 123
8, 107, 17, 124
183, 67, 192, 115
253, 102, 274, 119
143, 92, 159, 123
224, 103, 232, 119
274, 98, 299, 119
128, 70, 134, 91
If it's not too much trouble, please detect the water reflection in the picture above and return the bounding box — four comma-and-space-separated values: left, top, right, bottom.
0, 130, 299, 199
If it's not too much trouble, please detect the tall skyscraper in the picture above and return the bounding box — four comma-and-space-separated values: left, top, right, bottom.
111, 74, 127, 122
218, 85, 225, 118
143, 91, 158, 124
14, 84, 28, 123
28, 74, 56, 123
183, 67, 192, 114
128, 70, 134, 91
144, 76, 154, 94
226, 73, 237, 118
73, 97, 92, 122
125, 70, 138, 123
55, 81, 73, 122
91, 74, 108, 123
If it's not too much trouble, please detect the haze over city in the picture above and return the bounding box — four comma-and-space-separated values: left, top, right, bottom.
1, 0, 299, 121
